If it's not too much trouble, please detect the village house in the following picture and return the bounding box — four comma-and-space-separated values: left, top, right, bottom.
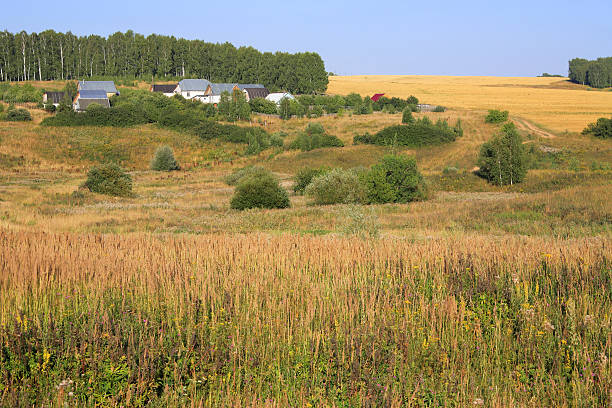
266, 92, 295, 105
73, 90, 110, 111
176, 79, 211, 99
151, 84, 178, 97
238, 84, 269, 102
42, 91, 65, 106
77, 80, 119, 98
199, 83, 239, 104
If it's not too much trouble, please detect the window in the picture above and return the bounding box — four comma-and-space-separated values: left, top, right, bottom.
186, 92, 190, 97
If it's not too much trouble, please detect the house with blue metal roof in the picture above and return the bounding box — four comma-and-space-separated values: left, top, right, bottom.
73, 89, 110, 111
176, 79, 212, 99
77, 80, 119, 98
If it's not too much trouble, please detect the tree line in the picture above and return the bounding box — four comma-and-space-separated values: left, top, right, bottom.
0, 30, 329, 94
568, 57, 612, 88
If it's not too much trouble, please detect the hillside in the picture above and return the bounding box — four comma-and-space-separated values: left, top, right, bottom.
328, 75, 612, 132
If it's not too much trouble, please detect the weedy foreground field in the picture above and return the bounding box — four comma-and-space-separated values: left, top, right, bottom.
0, 230, 610, 406
328, 75, 612, 133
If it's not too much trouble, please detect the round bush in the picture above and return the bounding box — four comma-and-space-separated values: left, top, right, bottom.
5, 107, 32, 122
293, 167, 328, 194
305, 168, 366, 205
364, 155, 427, 204
230, 173, 290, 210
83, 163, 133, 197
151, 145, 180, 171
224, 165, 270, 186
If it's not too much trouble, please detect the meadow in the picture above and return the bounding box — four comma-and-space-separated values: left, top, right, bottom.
0, 76, 611, 406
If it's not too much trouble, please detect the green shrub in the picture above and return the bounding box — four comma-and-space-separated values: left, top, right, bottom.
0, 104, 4, 113
485, 109, 509, 124
288, 123, 344, 151
358, 118, 462, 147
269, 134, 284, 148
305, 168, 366, 205
151, 146, 180, 171
83, 163, 133, 197
249, 98, 278, 114
293, 167, 329, 194
582, 117, 612, 139
42, 105, 149, 127
230, 172, 290, 210
363, 155, 427, 204
224, 166, 270, 186
44, 103, 56, 113
402, 108, 415, 124
5, 107, 32, 121
433, 105, 446, 112
477, 123, 527, 185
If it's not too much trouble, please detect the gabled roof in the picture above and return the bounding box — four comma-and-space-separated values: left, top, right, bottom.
77, 90, 109, 99
371, 93, 385, 102
236, 84, 265, 91
178, 79, 212, 92
207, 83, 239, 96
152, 84, 177, 93
78, 80, 118, 94
243, 87, 270, 100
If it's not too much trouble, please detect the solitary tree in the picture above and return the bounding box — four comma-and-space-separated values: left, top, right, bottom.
477, 123, 527, 186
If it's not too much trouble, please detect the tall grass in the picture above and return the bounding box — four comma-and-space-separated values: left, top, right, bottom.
1, 229, 609, 406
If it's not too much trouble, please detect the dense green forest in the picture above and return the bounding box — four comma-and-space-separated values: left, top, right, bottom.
0, 30, 328, 93
568, 57, 612, 88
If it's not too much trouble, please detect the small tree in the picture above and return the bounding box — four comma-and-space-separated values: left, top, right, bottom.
83, 163, 133, 197
477, 123, 527, 185
278, 97, 292, 120
582, 117, 612, 139
5, 107, 32, 121
151, 146, 180, 171
230, 172, 290, 210
402, 108, 415, 124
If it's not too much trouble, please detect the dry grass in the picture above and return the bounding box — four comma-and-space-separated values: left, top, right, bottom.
328, 75, 612, 133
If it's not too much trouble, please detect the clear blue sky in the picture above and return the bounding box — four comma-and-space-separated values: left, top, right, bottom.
2, 0, 611, 76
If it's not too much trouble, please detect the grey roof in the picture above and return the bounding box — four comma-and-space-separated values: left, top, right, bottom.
152, 84, 177, 93
178, 79, 212, 92
243, 87, 270, 99
78, 90, 109, 99
236, 84, 265, 90
78, 80, 118, 94
208, 83, 238, 95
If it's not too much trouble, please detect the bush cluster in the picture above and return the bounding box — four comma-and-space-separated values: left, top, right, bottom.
293, 167, 329, 194
354, 117, 462, 147
485, 109, 509, 124
150, 146, 180, 171
83, 163, 133, 197
0, 83, 42, 103
225, 166, 270, 186
582, 117, 612, 139
230, 170, 290, 210
249, 98, 278, 114
303, 155, 427, 206
288, 123, 344, 151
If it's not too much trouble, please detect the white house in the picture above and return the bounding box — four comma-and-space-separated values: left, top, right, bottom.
266, 92, 295, 105
176, 79, 211, 100
197, 83, 239, 104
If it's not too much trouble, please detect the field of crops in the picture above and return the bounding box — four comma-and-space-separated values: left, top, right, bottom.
328, 75, 612, 133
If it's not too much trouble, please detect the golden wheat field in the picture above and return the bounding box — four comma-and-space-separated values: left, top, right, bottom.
328, 75, 612, 133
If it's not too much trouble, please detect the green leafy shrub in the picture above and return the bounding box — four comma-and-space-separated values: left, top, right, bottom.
485, 109, 509, 124
249, 98, 278, 114
224, 166, 270, 186
305, 168, 366, 205
288, 123, 344, 151
293, 167, 329, 194
150, 146, 180, 171
83, 163, 133, 197
477, 123, 527, 185
0, 104, 4, 113
433, 105, 446, 112
402, 108, 415, 124
582, 117, 612, 139
356, 118, 462, 147
363, 155, 427, 204
230, 172, 290, 210
44, 103, 56, 113
5, 107, 32, 121
42, 105, 149, 127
